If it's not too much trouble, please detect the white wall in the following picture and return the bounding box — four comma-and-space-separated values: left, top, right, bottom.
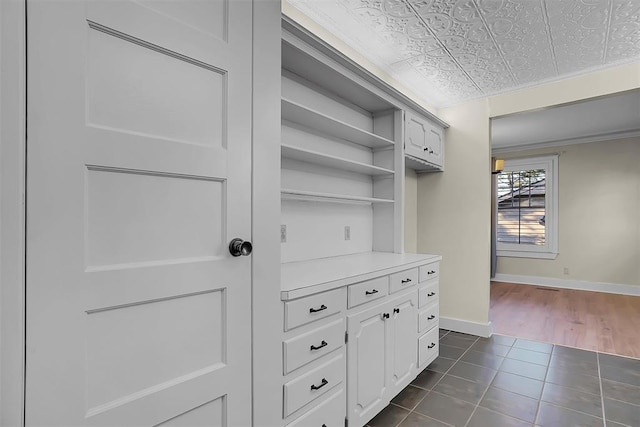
496, 137, 640, 289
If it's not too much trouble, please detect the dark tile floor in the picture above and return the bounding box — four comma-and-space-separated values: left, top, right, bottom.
367, 330, 640, 427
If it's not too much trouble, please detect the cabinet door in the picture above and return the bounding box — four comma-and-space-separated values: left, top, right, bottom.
390, 295, 418, 389
404, 111, 428, 160
347, 300, 391, 427
425, 124, 443, 166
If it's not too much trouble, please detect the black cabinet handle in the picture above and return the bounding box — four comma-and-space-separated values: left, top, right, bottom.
393, 308, 400, 314
423, 147, 429, 151
427, 270, 436, 275
428, 343, 436, 349
429, 149, 434, 154
382, 313, 390, 320
310, 378, 328, 391
365, 289, 378, 295
309, 304, 327, 313
427, 292, 436, 297
427, 315, 436, 320
310, 340, 328, 351
401, 278, 412, 284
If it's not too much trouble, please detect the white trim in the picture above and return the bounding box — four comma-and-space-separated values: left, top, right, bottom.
496, 154, 559, 257
492, 128, 640, 154
0, 1, 26, 425
439, 317, 493, 338
492, 273, 640, 297
497, 250, 558, 260
251, 2, 283, 426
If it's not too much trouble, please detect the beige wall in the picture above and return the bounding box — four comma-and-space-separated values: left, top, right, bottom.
417, 99, 492, 325
496, 137, 640, 287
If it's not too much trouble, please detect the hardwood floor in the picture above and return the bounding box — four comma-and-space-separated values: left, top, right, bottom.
490, 281, 640, 358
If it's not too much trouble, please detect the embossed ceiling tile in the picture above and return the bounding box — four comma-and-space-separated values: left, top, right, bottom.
606, 0, 640, 61
545, 0, 609, 74
481, 0, 557, 84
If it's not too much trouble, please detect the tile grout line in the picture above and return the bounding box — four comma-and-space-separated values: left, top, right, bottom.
532, 344, 555, 426
596, 352, 608, 427
412, 331, 481, 426
462, 335, 506, 427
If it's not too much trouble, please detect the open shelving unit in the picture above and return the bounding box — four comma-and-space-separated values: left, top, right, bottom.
280, 30, 405, 266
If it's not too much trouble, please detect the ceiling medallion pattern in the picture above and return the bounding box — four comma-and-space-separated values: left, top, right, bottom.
287, 0, 640, 106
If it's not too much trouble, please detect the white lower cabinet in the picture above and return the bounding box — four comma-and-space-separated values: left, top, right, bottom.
281, 254, 440, 427
346, 292, 418, 427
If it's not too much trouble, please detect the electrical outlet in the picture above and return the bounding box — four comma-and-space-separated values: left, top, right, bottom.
344, 226, 351, 241
563, 267, 569, 275
280, 225, 287, 243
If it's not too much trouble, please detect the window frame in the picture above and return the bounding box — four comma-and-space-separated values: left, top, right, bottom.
496, 155, 558, 259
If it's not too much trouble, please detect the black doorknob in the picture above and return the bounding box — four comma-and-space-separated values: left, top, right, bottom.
229, 238, 252, 257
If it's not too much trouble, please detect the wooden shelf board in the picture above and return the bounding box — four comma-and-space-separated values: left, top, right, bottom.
281, 189, 394, 205
282, 98, 395, 149
281, 144, 394, 176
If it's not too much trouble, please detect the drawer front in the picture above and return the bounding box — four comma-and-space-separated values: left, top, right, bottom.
283, 352, 344, 417
284, 288, 345, 331
418, 303, 439, 333
419, 261, 440, 282
286, 387, 345, 427
418, 282, 439, 308
348, 276, 388, 308
389, 268, 418, 294
418, 327, 439, 368
283, 319, 344, 374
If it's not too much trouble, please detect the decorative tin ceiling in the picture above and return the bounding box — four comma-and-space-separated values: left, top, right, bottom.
285, 0, 640, 106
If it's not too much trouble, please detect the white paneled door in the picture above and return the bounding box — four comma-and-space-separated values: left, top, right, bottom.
26, 1, 252, 425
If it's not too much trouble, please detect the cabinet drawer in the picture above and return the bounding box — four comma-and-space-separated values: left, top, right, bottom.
389, 268, 418, 294
418, 282, 439, 308
348, 276, 388, 308
284, 288, 345, 331
419, 262, 439, 282
283, 352, 344, 417
418, 303, 439, 333
283, 319, 344, 374
418, 327, 439, 369
286, 387, 345, 427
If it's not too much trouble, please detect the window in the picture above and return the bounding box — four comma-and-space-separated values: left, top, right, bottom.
496, 155, 558, 259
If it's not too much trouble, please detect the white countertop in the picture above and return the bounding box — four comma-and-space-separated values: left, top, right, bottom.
281, 251, 441, 300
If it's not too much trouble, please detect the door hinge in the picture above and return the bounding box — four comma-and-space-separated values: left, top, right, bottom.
345, 331, 348, 343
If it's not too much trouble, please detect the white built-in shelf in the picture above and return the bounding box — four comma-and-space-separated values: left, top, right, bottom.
281, 144, 394, 176
281, 189, 394, 205
282, 98, 395, 150
281, 252, 442, 300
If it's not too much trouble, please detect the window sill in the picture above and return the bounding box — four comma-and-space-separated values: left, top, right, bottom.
497, 250, 558, 260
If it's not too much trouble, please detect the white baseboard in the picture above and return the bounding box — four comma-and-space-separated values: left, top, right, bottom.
440, 317, 492, 338
492, 273, 640, 296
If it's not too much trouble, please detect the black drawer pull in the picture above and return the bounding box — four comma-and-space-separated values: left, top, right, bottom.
309, 304, 327, 313
401, 278, 412, 284
427, 292, 436, 297
427, 343, 436, 349
310, 378, 328, 391
428, 270, 436, 275
393, 308, 400, 314
310, 340, 328, 351
365, 289, 378, 295
427, 315, 436, 320
382, 313, 390, 320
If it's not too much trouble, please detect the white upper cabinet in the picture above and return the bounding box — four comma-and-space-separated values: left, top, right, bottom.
404, 110, 445, 172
